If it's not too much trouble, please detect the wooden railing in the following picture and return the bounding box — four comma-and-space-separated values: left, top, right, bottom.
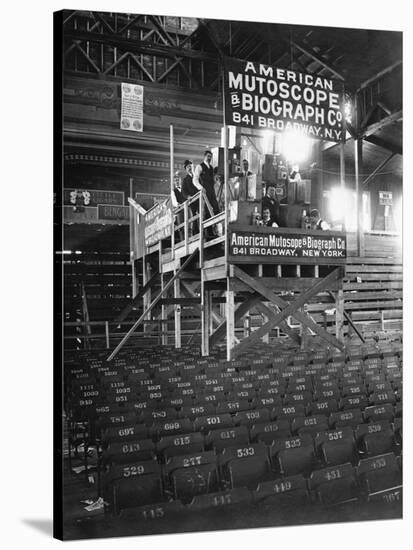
169, 190, 226, 261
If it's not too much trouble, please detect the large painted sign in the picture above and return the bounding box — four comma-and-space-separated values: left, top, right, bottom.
144, 199, 172, 247
224, 58, 344, 141
229, 228, 347, 263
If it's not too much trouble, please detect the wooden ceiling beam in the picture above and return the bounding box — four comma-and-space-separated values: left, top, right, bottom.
360, 110, 402, 138
364, 134, 402, 156
356, 60, 402, 92
64, 31, 219, 63
362, 152, 396, 186
291, 40, 345, 81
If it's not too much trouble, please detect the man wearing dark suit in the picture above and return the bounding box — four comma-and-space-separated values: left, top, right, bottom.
193, 150, 220, 215
181, 159, 199, 235
262, 185, 281, 226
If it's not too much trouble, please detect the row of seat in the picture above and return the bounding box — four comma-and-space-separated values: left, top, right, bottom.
103, 452, 401, 513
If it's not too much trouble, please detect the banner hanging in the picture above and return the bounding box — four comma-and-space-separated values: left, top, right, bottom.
224, 58, 344, 142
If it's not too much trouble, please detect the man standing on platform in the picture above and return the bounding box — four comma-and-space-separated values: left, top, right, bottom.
239, 159, 254, 200
262, 185, 281, 226
193, 149, 220, 216
182, 159, 199, 235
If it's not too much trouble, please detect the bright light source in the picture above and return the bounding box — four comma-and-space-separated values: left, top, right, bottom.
279, 131, 313, 164
75, 250, 82, 255
262, 130, 274, 154
329, 187, 350, 224
328, 187, 371, 231
62, 250, 72, 254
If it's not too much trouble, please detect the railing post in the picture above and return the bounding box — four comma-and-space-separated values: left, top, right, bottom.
184, 201, 189, 254
199, 191, 204, 268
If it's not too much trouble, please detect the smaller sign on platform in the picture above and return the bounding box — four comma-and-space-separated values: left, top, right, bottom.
379, 191, 393, 206
144, 200, 172, 247
229, 229, 347, 262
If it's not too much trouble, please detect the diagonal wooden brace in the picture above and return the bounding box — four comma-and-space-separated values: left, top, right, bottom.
232, 266, 344, 355
114, 270, 159, 326
107, 250, 198, 361
254, 301, 301, 344
209, 293, 262, 348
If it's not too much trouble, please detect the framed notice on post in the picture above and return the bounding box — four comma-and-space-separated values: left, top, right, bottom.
120, 83, 144, 132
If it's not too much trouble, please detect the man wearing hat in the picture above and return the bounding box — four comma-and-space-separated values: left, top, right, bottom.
193, 149, 220, 216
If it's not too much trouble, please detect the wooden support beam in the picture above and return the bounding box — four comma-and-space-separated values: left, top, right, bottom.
174, 269, 181, 349
209, 293, 261, 349
114, 270, 159, 325
64, 31, 219, 63
201, 271, 209, 357
232, 266, 345, 355
107, 249, 198, 361
254, 301, 300, 344
364, 135, 402, 156
356, 60, 402, 92
291, 41, 345, 81
362, 153, 396, 187
335, 288, 345, 343
226, 271, 235, 361
181, 281, 223, 327
360, 110, 402, 139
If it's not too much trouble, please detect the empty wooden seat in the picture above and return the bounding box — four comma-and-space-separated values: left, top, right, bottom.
307, 399, 338, 416
329, 408, 363, 428
151, 418, 194, 439
291, 415, 329, 436
220, 442, 269, 488
355, 421, 395, 456
250, 420, 291, 445
364, 403, 394, 422
188, 487, 252, 511
233, 408, 271, 426
103, 439, 156, 465
194, 413, 233, 433
309, 462, 358, 506
270, 434, 314, 476
101, 423, 148, 447
206, 426, 249, 452
254, 474, 310, 507
112, 474, 163, 513
171, 462, 218, 502
357, 452, 401, 495
157, 432, 204, 459
339, 395, 369, 411
315, 427, 356, 466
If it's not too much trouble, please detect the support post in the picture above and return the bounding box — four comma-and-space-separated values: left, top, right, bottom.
335, 288, 345, 343
201, 270, 210, 356
354, 100, 365, 256
170, 123, 175, 259
222, 72, 229, 265
174, 264, 181, 349
226, 266, 235, 361
142, 255, 151, 334
105, 321, 110, 349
